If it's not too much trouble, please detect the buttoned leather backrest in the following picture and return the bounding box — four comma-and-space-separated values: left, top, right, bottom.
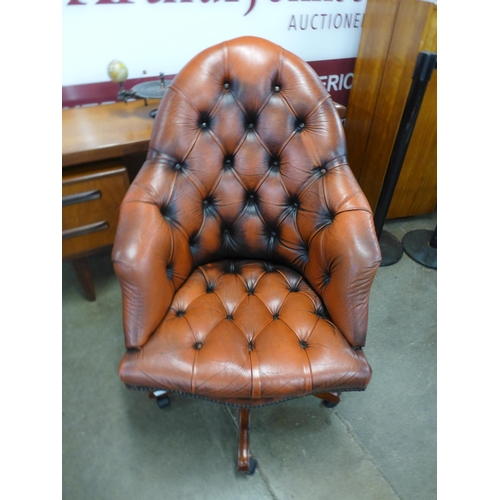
112, 36, 381, 351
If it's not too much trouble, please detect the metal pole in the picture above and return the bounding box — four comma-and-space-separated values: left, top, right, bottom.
374, 52, 437, 240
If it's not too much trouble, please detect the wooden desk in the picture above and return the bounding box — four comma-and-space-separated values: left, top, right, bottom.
62, 99, 156, 300
63, 99, 155, 167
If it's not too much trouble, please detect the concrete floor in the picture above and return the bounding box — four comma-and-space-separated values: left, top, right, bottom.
62, 213, 437, 500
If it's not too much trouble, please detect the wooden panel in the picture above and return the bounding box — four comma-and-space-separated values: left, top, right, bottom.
388, 1, 437, 217
344, 0, 402, 179
388, 67, 436, 218
345, 0, 437, 218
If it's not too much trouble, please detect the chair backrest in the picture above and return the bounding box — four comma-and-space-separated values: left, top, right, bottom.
113, 36, 380, 349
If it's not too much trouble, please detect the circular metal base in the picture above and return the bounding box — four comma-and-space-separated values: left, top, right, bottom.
379, 230, 403, 267
402, 229, 437, 269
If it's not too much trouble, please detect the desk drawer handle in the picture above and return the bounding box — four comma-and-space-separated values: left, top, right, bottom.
62, 190, 102, 207
62, 221, 109, 240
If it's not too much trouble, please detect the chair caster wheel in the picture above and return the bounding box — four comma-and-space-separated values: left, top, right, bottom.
156, 394, 170, 409
321, 400, 338, 409
245, 458, 257, 475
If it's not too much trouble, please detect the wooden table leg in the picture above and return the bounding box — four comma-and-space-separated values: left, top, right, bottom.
72, 257, 96, 301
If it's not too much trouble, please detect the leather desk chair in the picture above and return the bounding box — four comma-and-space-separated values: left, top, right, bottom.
112, 36, 381, 474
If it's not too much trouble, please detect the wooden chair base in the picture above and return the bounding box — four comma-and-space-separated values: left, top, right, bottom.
237, 408, 257, 474
236, 393, 340, 474
314, 391, 341, 408
148, 392, 341, 473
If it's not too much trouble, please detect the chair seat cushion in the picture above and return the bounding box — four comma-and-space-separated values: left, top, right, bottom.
119, 260, 372, 403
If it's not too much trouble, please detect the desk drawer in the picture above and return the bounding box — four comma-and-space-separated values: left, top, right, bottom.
62, 209, 119, 258
62, 165, 129, 219
62, 163, 130, 259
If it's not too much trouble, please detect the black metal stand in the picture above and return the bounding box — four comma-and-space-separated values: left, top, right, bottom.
373, 51, 437, 266
402, 225, 437, 269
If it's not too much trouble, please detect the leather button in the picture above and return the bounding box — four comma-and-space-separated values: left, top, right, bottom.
202, 200, 209, 207
176, 310, 186, 317
320, 168, 327, 175
299, 340, 308, 349
175, 163, 182, 170
226, 314, 233, 321
194, 342, 203, 350
226, 260, 239, 274
274, 85, 280, 92
263, 262, 277, 272
166, 265, 174, 280
201, 122, 208, 129
298, 122, 305, 130
315, 306, 327, 319
224, 82, 230, 90
248, 123, 254, 129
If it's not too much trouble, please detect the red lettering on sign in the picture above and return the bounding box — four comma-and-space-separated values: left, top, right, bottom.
96, 0, 134, 3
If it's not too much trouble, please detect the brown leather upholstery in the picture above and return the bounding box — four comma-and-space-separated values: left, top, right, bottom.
112, 36, 381, 408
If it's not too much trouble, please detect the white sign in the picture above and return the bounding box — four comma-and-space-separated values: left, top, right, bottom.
62, 0, 367, 105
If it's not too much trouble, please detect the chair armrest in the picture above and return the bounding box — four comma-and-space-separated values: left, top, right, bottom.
305, 197, 381, 348
112, 176, 193, 349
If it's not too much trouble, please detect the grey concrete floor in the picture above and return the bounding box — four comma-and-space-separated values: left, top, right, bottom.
62, 213, 437, 500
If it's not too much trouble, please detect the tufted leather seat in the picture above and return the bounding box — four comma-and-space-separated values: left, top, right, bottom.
112, 36, 381, 472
